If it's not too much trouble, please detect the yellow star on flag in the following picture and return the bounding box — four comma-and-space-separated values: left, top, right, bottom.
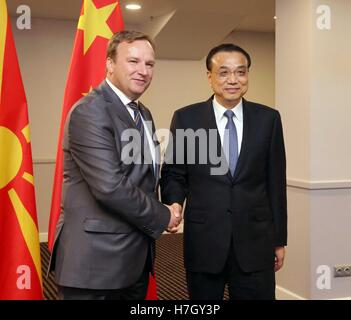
78, 0, 117, 54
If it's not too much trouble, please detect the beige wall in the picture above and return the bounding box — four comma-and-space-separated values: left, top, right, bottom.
311, 0, 351, 181
311, 188, 351, 299
13, 18, 275, 237
275, 0, 313, 300
275, 186, 311, 299
32, 161, 55, 236
309, 0, 351, 299
276, 0, 312, 182
276, 0, 351, 299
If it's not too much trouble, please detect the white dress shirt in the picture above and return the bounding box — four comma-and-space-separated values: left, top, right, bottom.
212, 96, 243, 155
105, 78, 156, 168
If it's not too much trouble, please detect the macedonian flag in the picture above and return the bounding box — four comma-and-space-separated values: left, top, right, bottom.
48, 0, 158, 299
0, 0, 43, 299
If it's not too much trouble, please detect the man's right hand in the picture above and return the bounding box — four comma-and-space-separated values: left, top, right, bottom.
165, 203, 183, 233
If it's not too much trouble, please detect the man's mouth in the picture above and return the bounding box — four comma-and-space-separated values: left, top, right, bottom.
133, 78, 147, 85
225, 87, 240, 94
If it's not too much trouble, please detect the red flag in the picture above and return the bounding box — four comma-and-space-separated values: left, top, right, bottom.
48, 0, 158, 299
0, 0, 43, 299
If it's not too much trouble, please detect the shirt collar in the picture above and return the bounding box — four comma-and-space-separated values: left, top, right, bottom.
105, 78, 138, 106
212, 96, 243, 122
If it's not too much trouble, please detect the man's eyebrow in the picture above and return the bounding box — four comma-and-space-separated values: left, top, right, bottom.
218, 65, 247, 70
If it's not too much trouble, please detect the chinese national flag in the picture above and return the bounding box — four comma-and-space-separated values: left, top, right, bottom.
48, 0, 158, 299
0, 0, 43, 299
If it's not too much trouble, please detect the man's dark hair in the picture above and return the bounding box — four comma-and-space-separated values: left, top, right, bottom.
206, 43, 251, 71
107, 30, 155, 61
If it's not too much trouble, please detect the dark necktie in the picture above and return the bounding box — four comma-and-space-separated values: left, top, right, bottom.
223, 109, 238, 176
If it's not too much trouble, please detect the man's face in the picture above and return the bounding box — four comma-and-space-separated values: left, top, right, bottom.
107, 40, 155, 100
207, 51, 249, 108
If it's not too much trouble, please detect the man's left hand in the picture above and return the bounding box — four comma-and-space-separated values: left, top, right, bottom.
274, 246, 285, 272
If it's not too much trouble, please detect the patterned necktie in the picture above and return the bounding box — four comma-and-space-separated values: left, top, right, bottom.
223, 109, 238, 176
128, 101, 153, 170
128, 101, 144, 136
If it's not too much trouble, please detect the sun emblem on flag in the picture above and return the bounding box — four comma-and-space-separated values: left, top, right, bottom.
0, 125, 33, 189
0, 126, 23, 188
0, 124, 42, 288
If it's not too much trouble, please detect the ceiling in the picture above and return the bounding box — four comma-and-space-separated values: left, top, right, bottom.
8, 0, 275, 60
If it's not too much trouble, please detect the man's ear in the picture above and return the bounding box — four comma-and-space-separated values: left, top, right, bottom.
106, 58, 114, 74
207, 70, 212, 83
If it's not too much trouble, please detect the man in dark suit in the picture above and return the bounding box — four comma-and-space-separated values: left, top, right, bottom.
51, 30, 181, 300
161, 43, 287, 300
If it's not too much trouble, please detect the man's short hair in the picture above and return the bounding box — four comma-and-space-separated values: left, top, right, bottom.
206, 43, 251, 71
107, 30, 155, 61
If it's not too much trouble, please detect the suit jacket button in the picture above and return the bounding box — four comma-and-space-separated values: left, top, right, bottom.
227, 209, 232, 214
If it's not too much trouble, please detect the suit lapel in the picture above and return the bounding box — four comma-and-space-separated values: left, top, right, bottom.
100, 80, 135, 129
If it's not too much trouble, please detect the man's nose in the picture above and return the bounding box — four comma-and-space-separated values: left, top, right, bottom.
137, 63, 148, 75
227, 72, 238, 83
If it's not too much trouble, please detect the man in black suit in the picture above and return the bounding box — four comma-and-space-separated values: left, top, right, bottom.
51, 31, 181, 300
161, 43, 287, 300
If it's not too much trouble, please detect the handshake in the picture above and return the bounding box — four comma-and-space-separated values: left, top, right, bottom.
165, 203, 183, 233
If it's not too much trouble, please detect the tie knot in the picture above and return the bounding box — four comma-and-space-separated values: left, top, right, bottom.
224, 109, 235, 119
128, 101, 139, 111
